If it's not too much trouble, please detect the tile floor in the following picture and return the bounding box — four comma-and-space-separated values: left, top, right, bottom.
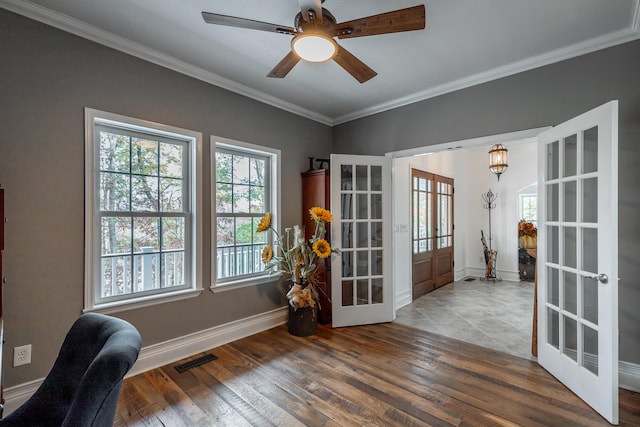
395, 277, 536, 360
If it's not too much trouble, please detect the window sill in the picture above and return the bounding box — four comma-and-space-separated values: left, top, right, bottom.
84, 287, 204, 315
211, 274, 279, 293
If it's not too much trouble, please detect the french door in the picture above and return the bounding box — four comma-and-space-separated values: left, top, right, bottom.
330, 154, 393, 327
537, 101, 618, 424
411, 169, 454, 299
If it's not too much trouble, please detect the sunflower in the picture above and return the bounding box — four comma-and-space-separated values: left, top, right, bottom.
312, 239, 332, 258
309, 207, 333, 223
256, 213, 272, 232
261, 246, 274, 264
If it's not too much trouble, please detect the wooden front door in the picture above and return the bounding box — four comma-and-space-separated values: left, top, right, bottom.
411, 169, 454, 299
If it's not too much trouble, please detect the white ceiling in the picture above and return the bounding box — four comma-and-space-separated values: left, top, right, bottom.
3, 0, 639, 125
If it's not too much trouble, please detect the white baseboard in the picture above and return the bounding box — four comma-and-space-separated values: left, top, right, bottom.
620, 360, 640, 392
395, 289, 412, 310
2, 306, 287, 415
465, 266, 520, 282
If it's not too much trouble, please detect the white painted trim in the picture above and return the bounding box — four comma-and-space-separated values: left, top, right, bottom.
395, 289, 412, 310
127, 306, 287, 377
333, 23, 640, 125
620, 360, 640, 392
2, 307, 288, 416
210, 136, 281, 290
465, 267, 520, 282
1, 0, 638, 126
0, 0, 333, 126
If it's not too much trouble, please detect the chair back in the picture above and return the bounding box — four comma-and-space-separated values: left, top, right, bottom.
0, 313, 141, 426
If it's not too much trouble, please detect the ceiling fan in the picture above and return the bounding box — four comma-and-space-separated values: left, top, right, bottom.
202, 0, 426, 83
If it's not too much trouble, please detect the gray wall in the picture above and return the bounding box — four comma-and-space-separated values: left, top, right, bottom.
333, 39, 640, 364
0, 9, 331, 387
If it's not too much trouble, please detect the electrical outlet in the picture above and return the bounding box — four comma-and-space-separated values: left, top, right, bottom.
13, 344, 32, 367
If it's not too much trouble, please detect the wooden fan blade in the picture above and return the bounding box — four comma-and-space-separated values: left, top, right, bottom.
202, 12, 295, 35
333, 44, 377, 83
267, 51, 301, 78
298, 0, 323, 23
334, 5, 426, 39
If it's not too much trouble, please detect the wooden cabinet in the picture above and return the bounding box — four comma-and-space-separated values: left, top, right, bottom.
301, 169, 331, 324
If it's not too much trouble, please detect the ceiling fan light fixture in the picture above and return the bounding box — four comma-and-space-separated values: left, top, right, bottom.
291, 34, 336, 62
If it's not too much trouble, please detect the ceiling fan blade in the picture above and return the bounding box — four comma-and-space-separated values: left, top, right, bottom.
333, 44, 377, 83
267, 51, 301, 78
298, 0, 323, 22
202, 12, 295, 35
334, 5, 426, 39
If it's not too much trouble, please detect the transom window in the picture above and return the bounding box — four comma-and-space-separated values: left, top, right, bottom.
85, 109, 202, 311
213, 137, 280, 287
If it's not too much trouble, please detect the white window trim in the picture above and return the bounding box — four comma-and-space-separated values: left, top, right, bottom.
211, 135, 281, 291
84, 108, 203, 313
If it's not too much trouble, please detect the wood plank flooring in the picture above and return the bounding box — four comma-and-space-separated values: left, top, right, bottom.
115, 323, 640, 426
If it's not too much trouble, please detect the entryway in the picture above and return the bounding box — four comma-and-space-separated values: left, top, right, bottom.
396, 278, 535, 360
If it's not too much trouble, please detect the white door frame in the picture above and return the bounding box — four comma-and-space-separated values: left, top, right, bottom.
388, 127, 550, 309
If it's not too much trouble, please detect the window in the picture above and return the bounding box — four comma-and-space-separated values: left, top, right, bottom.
85, 109, 202, 311
520, 194, 538, 226
212, 137, 280, 288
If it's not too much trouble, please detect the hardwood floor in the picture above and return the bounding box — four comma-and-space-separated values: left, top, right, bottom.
115, 323, 640, 426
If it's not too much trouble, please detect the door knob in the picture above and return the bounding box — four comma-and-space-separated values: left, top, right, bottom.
591, 273, 609, 284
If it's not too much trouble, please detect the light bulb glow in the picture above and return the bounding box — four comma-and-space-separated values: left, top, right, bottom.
292, 34, 336, 62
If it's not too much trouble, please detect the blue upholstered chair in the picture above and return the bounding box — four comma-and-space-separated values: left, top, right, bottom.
0, 313, 141, 426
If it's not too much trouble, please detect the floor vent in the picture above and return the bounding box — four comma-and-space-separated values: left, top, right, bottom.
464, 277, 476, 282
174, 353, 218, 373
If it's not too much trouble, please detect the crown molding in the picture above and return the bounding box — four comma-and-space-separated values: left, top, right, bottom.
0, 0, 334, 126
2, 0, 639, 127
333, 11, 640, 125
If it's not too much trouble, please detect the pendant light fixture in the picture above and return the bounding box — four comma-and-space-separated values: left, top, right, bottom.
488, 143, 508, 181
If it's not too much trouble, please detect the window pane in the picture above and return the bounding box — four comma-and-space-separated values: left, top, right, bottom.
563, 181, 576, 222
100, 172, 130, 211
131, 138, 158, 175
250, 186, 265, 213
133, 217, 159, 252
101, 217, 131, 255
563, 134, 577, 177
216, 153, 233, 183
160, 142, 183, 178
547, 141, 559, 180
564, 227, 577, 268
356, 194, 368, 219
341, 165, 353, 190
371, 194, 382, 219
160, 177, 183, 212
371, 166, 382, 191
233, 155, 251, 184
233, 184, 250, 213
342, 222, 353, 248
583, 126, 598, 174
216, 217, 234, 247
216, 183, 232, 212
563, 271, 577, 315
251, 158, 265, 186
100, 131, 129, 173
357, 279, 369, 305
356, 165, 368, 191
162, 217, 185, 251
132, 175, 159, 211
235, 217, 252, 245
